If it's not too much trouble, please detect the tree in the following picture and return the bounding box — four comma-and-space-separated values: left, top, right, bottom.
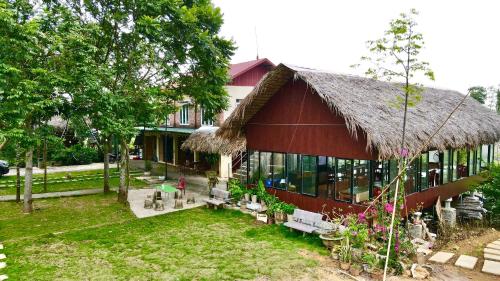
355, 9, 434, 278
0, 1, 68, 212
468, 86, 487, 104
57, 0, 235, 202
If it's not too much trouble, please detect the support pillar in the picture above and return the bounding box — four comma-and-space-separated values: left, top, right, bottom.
219, 154, 232, 179
155, 135, 160, 162
173, 135, 178, 166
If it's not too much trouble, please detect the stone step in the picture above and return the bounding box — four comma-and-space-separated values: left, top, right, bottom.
0, 274, 7, 281
492, 240, 500, 246
484, 253, 500, 262
484, 248, 500, 255
487, 243, 500, 250
454, 255, 478, 270
482, 260, 500, 276
0, 262, 5, 269
0, 244, 3, 250
429, 251, 454, 264
0, 254, 5, 260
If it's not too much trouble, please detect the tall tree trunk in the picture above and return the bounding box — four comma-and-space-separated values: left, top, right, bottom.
43, 138, 48, 193
23, 148, 33, 213
103, 136, 111, 193
15, 150, 21, 203
117, 139, 129, 203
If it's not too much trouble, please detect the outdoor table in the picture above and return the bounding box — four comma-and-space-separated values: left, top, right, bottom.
156, 184, 178, 204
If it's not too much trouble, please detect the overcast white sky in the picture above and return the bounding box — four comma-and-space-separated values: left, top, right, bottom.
213, 0, 500, 94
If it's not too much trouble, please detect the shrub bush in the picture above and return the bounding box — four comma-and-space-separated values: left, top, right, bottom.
53, 144, 99, 165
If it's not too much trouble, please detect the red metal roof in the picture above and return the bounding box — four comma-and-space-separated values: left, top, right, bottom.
229, 58, 275, 79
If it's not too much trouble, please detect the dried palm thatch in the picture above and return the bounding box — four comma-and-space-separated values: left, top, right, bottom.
218, 64, 500, 159
181, 126, 246, 155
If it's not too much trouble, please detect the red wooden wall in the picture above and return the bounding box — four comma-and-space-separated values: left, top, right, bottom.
229, 64, 273, 86
245, 79, 377, 160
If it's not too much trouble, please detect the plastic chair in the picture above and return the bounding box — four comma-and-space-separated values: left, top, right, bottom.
177, 176, 186, 195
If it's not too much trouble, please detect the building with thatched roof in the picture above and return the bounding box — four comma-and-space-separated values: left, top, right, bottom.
139, 58, 274, 177
216, 63, 500, 213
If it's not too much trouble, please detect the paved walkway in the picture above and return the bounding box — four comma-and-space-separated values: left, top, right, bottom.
6, 163, 118, 177
0, 188, 108, 202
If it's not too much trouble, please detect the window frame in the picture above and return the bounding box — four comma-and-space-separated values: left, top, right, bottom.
179, 104, 189, 125
200, 107, 214, 126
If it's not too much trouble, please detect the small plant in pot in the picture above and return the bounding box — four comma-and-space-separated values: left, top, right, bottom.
282, 203, 296, 222
349, 263, 362, 276
338, 236, 352, 271
273, 202, 286, 224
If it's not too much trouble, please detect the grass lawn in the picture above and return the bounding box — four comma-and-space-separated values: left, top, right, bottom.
0, 169, 147, 196
0, 194, 327, 280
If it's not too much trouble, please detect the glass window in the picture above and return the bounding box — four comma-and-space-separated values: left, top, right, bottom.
420, 153, 429, 191
260, 152, 272, 188
428, 150, 440, 187
452, 150, 458, 181
405, 159, 418, 194
180, 104, 189, 125
476, 147, 482, 174
456, 149, 467, 179
302, 155, 317, 196
247, 150, 260, 185
317, 156, 330, 199
335, 159, 352, 202
200, 107, 214, 126
372, 161, 384, 198
489, 144, 495, 164
286, 154, 301, 193
442, 150, 450, 184
353, 160, 370, 203
468, 149, 475, 176
389, 159, 399, 195
272, 153, 286, 189
481, 144, 490, 169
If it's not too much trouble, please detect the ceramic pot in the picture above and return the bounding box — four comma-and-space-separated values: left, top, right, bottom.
349, 266, 361, 276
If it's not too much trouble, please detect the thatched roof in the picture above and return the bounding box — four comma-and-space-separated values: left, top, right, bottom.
218, 64, 500, 159
181, 126, 246, 155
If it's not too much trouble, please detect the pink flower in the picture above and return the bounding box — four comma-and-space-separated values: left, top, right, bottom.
358, 213, 366, 223
385, 203, 394, 213
351, 231, 358, 237
400, 148, 409, 157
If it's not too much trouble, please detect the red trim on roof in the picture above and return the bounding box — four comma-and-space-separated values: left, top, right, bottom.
229, 58, 275, 79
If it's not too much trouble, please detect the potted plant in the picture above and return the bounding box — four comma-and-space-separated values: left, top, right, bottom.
273, 202, 286, 224
282, 203, 296, 222
319, 231, 344, 250
338, 236, 352, 271
349, 263, 362, 276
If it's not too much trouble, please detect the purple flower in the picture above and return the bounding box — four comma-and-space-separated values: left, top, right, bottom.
358, 213, 366, 223
351, 231, 358, 237
400, 148, 409, 157
385, 203, 394, 213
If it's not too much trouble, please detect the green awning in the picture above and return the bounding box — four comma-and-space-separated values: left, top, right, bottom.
135, 127, 196, 134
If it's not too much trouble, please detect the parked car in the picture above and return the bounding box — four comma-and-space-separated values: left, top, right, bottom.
0, 160, 9, 177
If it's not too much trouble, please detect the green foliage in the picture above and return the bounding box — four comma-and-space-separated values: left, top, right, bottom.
344, 214, 369, 248
339, 236, 352, 263
53, 144, 99, 165
144, 160, 152, 172
468, 86, 487, 104
474, 164, 500, 222
228, 178, 245, 202
355, 8, 434, 109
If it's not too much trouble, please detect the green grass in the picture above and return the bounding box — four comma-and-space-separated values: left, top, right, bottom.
0, 169, 147, 196
1, 194, 327, 280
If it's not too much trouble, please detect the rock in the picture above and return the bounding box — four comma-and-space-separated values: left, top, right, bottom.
429, 251, 454, 264
411, 264, 430, 279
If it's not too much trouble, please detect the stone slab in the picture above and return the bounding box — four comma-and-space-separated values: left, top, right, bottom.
0, 254, 5, 260
454, 255, 478, 270
429, 251, 454, 264
487, 243, 500, 250
482, 260, 500, 276
485, 253, 500, 262
417, 247, 433, 255
492, 240, 500, 246
484, 248, 500, 255
0, 275, 7, 281
0, 245, 3, 250
0, 262, 5, 269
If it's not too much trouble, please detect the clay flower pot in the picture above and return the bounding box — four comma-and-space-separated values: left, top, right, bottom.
349, 266, 361, 276
339, 262, 350, 271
